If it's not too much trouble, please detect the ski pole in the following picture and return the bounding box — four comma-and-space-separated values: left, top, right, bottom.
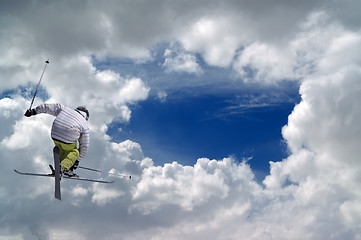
78, 166, 131, 179
29, 60, 49, 110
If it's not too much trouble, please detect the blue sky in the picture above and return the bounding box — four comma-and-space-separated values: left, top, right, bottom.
135, 96, 292, 178
107, 83, 300, 181
95, 50, 301, 181
1, 0, 361, 239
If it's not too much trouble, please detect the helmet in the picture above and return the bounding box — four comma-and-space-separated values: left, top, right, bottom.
76, 106, 89, 121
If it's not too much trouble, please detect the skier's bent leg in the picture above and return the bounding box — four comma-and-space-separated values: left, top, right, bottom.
53, 140, 79, 171
61, 149, 79, 170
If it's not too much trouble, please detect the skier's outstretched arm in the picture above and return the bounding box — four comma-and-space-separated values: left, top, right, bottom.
25, 103, 62, 117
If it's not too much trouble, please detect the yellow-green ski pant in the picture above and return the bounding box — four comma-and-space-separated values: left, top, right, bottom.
53, 140, 79, 171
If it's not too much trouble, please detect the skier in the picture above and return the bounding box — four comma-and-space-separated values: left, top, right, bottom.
25, 104, 89, 176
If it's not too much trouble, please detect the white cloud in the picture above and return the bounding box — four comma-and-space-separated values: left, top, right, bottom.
263, 19, 361, 239
157, 90, 168, 103
117, 77, 150, 103
179, 17, 241, 68
1, 108, 52, 151
0, 97, 27, 139
232, 11, 347, 84
233, 42, 295, 83
1, 0, 361, 239
162, 47, 203, 75
91, 183, 125, 205
40, 56, 150, 132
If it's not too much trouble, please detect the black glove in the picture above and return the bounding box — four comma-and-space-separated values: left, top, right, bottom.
24, 109, 37, 117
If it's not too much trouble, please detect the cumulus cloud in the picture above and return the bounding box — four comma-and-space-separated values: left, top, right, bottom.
1, 0, 361, 239
263, 18, 361, 239
232, 11, 347, 84
179, 17, 242, 68
131, 158, 253, 213
162, 46, 203, 75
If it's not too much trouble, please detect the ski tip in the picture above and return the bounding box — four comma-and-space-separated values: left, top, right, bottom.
103, 179, 115, 184
53, 146, 60, 153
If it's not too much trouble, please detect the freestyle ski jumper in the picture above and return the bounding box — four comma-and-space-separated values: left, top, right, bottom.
15, 60, 128, 201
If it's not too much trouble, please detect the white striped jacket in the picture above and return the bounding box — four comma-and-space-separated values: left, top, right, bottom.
35, 104, 89, 161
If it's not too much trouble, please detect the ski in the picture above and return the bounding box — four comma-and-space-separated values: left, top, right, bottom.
53, 146, 61, 200
14, 147, 115, 200
78, 166, 132, 179
14, 169, 115, 184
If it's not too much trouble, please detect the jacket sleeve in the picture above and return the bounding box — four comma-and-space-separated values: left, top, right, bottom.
35, 104, 62, 116
78, 129, 90, 161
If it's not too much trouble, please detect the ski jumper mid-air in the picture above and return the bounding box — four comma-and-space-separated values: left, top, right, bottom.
25, 104, 89, 177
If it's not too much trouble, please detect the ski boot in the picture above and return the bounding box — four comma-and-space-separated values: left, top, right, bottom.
61, 165, 79, 178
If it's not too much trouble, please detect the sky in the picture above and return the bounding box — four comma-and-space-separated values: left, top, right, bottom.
0, 0, 361, 239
